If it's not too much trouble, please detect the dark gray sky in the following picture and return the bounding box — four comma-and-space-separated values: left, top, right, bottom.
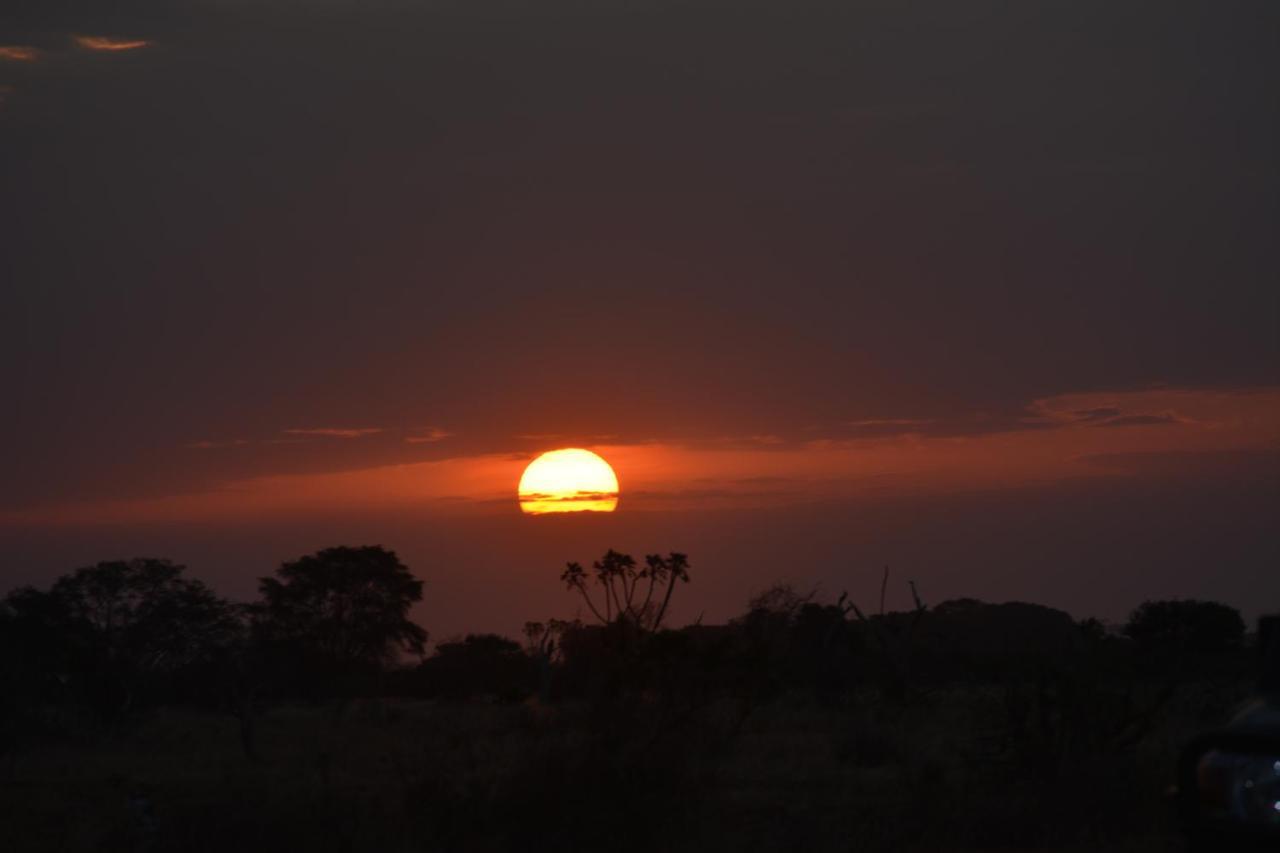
2, 0, 1277, 634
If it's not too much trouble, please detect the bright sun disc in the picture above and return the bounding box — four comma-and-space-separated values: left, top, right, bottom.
518, 448, 619, 515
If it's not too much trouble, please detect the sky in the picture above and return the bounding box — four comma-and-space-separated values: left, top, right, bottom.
2, 0, 1277, 640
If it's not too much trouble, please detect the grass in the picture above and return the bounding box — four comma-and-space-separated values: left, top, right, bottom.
0, 676, 1239, 853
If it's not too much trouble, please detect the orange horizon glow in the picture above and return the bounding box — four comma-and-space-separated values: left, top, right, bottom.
74, 36, 151, 52
1, 386, 1276, 528
518, 448, 619, 515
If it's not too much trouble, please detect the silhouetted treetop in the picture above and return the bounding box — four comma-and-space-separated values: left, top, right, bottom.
40, 558, 238, 668
561, 549, 690, 632
257, 546, 427, 668
2, 558, 240, 719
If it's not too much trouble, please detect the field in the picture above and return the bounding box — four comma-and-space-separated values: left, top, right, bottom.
1, 676, 1250, 853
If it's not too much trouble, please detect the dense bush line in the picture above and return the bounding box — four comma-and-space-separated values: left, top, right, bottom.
0, 547, 1255, 741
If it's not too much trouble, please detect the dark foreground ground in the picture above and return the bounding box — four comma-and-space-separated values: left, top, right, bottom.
0, 679, 1249, 853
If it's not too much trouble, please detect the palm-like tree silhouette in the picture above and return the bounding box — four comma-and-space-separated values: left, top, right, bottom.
561, 549, 690, 632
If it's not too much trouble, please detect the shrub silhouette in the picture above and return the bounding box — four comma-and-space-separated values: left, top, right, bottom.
410, 633, 535, 700
1124, 599, 1245, 654
523, 618, 576, 703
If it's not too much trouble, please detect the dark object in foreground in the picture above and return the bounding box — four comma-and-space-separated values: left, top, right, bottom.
1178, 615, 1280, 851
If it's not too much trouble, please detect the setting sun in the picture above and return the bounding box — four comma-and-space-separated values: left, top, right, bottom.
518, 448, 619, 515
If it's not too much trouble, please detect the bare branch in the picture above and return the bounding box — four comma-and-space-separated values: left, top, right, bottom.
908, 580, 925, 613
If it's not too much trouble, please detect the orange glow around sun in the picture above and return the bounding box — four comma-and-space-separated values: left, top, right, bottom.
518, 448, 619, 515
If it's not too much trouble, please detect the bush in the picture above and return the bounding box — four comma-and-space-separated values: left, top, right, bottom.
1124, 599, 1245, 654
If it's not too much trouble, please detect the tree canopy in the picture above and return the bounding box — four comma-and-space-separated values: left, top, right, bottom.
2, 558, 240, 718
256, 546, 428, 686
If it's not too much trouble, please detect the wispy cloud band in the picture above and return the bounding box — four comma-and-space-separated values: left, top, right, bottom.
282, 427, 384, 439
405, 428, 453, 444
74, 36, 151, 52
0, 46, 40, 62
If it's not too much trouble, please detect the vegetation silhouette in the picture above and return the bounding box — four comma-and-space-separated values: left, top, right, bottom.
0, 546, 1273, 853
1125, 598, 1246, 653
1, 559, 240, 728
254, 545, 427, 701
561, 549, 690, 632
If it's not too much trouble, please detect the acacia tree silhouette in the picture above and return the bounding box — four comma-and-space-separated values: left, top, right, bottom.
561, 550, 690, 632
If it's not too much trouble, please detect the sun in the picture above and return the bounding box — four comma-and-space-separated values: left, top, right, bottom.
518, 448, 619, 515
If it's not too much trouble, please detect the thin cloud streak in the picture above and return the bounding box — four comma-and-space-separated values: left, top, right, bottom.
73, 36, 151, 52
0, 46, 40, 62
829, 389, 1217, 441
1091, 414, 1181, 428
282, 427, 384, 439
405, 428, 453, 444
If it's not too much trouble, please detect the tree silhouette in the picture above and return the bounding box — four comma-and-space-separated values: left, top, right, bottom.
561, 550, 690, 631
2, 558, 240, 722
256, 546, 427, 697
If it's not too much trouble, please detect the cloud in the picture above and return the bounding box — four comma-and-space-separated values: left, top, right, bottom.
405, 428, 453, 444
839, 418, 940, 438
1030, 396, 1192, 430
0, 46, 39, 62
1091, 413, 1181, 428
519, 491, 617, 502
1077, 449, 1280, 478
849, 418, 935, 428
513, 433, 620, 443
283, 427, 384, 439
798, 387, 1272, 448
73, 36, 151, 52
1071, 407, 1123, 422
689, 434, 789, 449
819, 411, 1058, 441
